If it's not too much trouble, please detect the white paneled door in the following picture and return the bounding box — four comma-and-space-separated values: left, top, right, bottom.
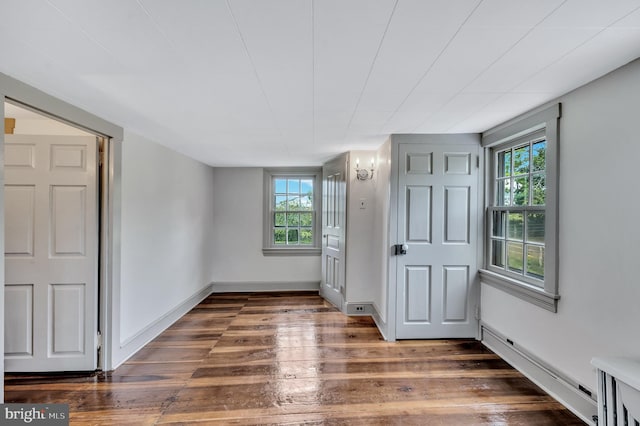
395, 142, 480, 339
321, 154, 347, 310
4, 135, 99, 372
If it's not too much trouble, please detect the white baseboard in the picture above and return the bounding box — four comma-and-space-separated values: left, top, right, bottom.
211, 281, 320, 293
481, 323, 597, 425
111, 283, 213, 369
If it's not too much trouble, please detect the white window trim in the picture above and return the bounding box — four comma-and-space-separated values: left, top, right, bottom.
480, 104, 561, 312
262, 167, 322, 256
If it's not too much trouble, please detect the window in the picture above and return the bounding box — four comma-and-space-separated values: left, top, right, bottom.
263, 168, 321, 256
480, 104, 560, 312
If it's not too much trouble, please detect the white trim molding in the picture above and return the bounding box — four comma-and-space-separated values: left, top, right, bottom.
262, 167, 322, 256
481, 323, 597, 425
211, 281, 320, 293
481, 103, 561, 312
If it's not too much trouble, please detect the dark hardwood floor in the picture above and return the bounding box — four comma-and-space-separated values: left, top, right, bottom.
5, 292, 585, 425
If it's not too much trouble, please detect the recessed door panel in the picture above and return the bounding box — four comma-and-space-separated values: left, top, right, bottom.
51, 185, 86, 256
407, 186, 431, 242
50, 144, 86, 170
5, 143, 35, 168
5, 185, 36, 256
405, 266, 431, 322
406, 153, 432, 174
443, 266, 469, 322
50, 284, 85, 355
444, 153, 471, 175
444, 186, 470, 244
5, 284, 34, 356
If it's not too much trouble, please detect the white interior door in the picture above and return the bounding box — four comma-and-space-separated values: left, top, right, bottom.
321, 154, 347, 310
395, 142, 480, 339
5, 134, 99, 372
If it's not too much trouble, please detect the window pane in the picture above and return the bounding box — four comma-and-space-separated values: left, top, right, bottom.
299, 193, 313, 211
497, 150, 511, 178
275, 212, 285, 227
274, 229, 286, 244
491, 239, 505, 268
507, 241, 524, 273
497, 178, 510, 206
532, 141, 546, 172
513, 176, 529, 206
275, 195, 287, 211
301, 179, 313, 195
274, 179, 287, 194
492, 211, 506, 237
532, 173, 545, 206
513, 145, 529, 175
300, 228, 313, 245
507, 212, 523, 240
288, 195, 300, 210
300, 212, 313, 226
287, 213, 299, 226
287, 229, 299, 244
526, 212, 545, 243
288, 179, 300, 193
526, 245, 544, 281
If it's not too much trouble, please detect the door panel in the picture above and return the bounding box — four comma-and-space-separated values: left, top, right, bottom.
396, 142, 479, 339
321, 154, 347, 310
4, 134, 98, 372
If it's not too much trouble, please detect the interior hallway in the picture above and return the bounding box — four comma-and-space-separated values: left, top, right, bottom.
5, 292, 584, 425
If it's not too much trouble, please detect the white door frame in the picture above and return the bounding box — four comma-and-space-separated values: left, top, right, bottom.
0, 73, 124, 395
386, 134, 484, 342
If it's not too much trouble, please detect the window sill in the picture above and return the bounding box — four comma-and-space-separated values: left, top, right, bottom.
262, 247, 321, 257
479, 269, 560, 313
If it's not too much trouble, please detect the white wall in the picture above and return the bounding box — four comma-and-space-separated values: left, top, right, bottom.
211, 167, 321, 288
345, 150, 376, 303
115, 130, 216, 365
481, 58, 640, 391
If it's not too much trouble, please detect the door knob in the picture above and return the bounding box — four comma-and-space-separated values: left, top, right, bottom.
393, 244, 408, 255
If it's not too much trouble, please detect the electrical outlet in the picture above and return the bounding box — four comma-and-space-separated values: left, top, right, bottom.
355, 305, 365, 312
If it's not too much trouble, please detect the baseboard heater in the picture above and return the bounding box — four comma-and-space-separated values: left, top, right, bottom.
481, 323, 597, 425
592, 357, 640, 425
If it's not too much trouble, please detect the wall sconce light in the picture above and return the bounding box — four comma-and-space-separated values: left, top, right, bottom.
355, 158, 375, 181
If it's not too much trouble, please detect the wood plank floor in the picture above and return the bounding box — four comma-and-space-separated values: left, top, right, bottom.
5, 292, 585, 425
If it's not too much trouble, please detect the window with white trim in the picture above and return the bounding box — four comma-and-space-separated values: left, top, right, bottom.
480, 104, 560, 312
262, 168, 321, 256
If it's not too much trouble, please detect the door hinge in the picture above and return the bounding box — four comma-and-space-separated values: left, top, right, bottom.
96, 331, 103, 350
476, 155, 480, 168
98, 138, 106, 167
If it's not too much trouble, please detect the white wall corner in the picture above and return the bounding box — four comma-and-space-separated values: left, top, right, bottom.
372, 302, 391, 342
111, 283, 213, 369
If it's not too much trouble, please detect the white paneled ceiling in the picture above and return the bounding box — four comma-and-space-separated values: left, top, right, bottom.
2, 0, 640, 166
